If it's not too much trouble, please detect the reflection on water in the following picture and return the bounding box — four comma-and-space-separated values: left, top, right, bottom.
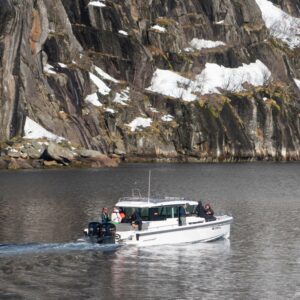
0, 163, 300, 299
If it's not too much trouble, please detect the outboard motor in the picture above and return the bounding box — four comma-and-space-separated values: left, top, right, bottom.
88, 222, 101, 237
85, 222, 116, 244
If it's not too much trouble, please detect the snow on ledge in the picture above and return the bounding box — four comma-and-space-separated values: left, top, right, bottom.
188, 38, 226, 51
85, 93, 102, 107
94, 66, 119, 83
146, 69, 197, 102
58, 63, 68, 68
89, 72, 111, 95
105, 108, 116, 113
151, 25, 166, 33
23, 117, 65, 142
113, 87, 130, 105
118, 30, 128, 36
294, 79, 300, 90
193, 60, 271, 94
44, 63, 56, 74
161, 115, 174, 122
128, 117, 152, 132
88, 1, 106, 7
255, 0, 300, 49
146, 60, 271, 100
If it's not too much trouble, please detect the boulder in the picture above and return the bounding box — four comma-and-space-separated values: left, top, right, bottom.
8, 158, 20, 170
90, 156, 118, 168
0, 158, 8, 169
31, 159, 43, 169
78, 149, 106, 159
15, 159, 33, 169
79, 149, 118, 167
45, 142, 75, 163
7, 149, 21, 158
20, 152, 28, 159
7, 158, 32, 169
26, 148, 43, 159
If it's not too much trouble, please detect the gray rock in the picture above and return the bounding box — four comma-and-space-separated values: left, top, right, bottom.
7, 150, 21, 158
79, 149, 106, 159
7, 158, 32, 169
31, 160, 43, 169
0, 158, 8, 169
7, 158, 20, 170
46, 142, 75, 162
0, 149, 7, 157
26, 148, 43, 159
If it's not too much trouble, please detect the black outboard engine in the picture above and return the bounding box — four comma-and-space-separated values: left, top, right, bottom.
85, 222, 116, 244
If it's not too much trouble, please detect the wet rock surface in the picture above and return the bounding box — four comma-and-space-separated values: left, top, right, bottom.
0, 0, 299, 164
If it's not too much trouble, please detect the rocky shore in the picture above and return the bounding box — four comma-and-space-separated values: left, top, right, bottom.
0, 139, 119, 170
1, 131, 299, 171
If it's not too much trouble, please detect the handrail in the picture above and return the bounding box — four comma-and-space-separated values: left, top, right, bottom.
117, 196, 189, 203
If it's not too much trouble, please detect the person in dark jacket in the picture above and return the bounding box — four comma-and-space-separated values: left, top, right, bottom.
101, 207, 110, 224
130, 210, 142, 230
178, 205, 186, 226
195, 201, 206, 218
204, 203, 216, 221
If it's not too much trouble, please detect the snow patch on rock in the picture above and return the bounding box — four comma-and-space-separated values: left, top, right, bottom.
105, 108, 116, 113
147, 60, 271, 100
113, 87, 130, 105
24, 117, 65, 142
146, 69, 197, 102
58, 63, 68, 68
94, 66, 119, 83
255, 0, 300, 49
118, 30, 128, 36
128, 117, 152, 132
188, 38, 226, 51
151, 25, 166, 32
193, 60, 271, 94
85, 93, 102, 107
44, 63, 56, 74
88, 1, 106, 7
294, 79, 300, 90
161, 115, 174, 122
89, 72, 111, 95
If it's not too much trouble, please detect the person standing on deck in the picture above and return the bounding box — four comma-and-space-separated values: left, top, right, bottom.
178, 205, 186, 226
195, 201, 206, 219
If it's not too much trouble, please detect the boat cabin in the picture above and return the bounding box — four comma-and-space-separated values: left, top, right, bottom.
115, 197, 198, 222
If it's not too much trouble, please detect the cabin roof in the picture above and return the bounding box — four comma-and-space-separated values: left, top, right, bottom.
115, 197, 198, 208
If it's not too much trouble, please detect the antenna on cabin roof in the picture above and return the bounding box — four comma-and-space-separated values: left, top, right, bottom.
147, 170, 151, 204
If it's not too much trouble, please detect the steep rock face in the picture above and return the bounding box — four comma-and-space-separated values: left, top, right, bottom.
0, 0, 299, 161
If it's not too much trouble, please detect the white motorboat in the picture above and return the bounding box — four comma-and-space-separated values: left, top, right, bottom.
114, 196, 233, 246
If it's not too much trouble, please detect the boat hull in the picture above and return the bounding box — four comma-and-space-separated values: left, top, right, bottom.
117, 216, 232, 246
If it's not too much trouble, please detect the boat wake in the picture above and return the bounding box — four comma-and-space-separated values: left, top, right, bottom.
0, 241, 120, 256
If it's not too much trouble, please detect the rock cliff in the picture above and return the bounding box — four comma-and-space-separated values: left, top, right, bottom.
0, 0, 300, 164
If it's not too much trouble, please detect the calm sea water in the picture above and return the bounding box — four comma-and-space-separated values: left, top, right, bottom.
0, 163, 300, 300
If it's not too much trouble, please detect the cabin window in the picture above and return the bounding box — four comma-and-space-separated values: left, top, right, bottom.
165, 207, 173, 218
186, 204, 196, 215
121, 207, 149, 221
139, 208, 149, 221
149, 206, 182, 220
122, 207, 135, 218
149, 207, 167, 221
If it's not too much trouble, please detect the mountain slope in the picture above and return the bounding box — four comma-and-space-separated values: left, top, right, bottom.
0, 0, 299, 162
